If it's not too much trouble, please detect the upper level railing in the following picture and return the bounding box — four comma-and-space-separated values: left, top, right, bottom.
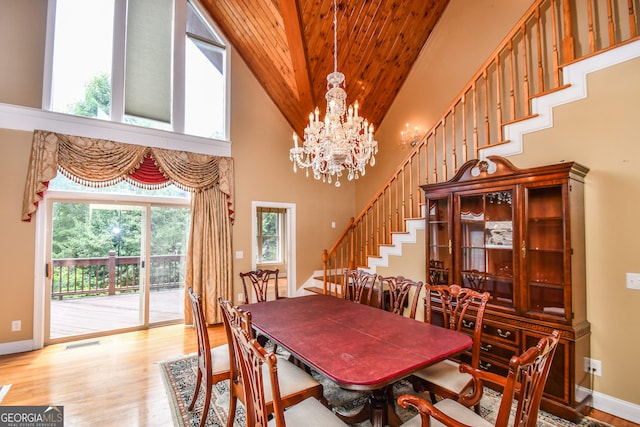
51, 251, 185, 299
321, 0, 639, 294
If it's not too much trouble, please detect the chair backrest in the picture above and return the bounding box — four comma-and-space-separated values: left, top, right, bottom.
428, 259, 449, 285
240, 269, 280, 303
461, 269, 487, 293
218, 297, 254, 372
495, 330, 560, 427
424, 284, 489, 367
343, 269, 379, 307
227, 304, 287, 427
189, 287, 212, 379
378, 275, 424, 319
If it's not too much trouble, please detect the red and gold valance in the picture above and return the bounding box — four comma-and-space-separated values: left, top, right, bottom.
22, 130, 234, 222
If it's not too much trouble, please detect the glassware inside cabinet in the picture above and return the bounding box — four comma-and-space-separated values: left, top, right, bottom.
460, 191, 515, 309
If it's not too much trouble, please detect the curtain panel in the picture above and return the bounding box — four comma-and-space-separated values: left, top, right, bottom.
22, 130, 234, 324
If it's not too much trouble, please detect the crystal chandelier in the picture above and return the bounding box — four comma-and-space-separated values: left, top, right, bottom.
289, 0, 378, 187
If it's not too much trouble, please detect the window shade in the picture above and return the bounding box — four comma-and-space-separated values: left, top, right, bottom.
124, 0, 173, 124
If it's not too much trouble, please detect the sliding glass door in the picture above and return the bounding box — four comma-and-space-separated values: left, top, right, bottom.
149, 205, 190, 324
46, 198, 189, 343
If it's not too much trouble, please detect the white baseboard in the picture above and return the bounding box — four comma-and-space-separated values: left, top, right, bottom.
0, 339, 34, 355
592, 389, 640, 424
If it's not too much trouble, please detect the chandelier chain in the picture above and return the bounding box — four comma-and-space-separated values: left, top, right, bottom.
333, 0, 338, 74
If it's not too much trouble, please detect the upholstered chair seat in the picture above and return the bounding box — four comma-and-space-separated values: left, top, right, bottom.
411, 358, 473, 397
266, 397, 348, 427
400, 398, 493, 427
261, 355, 323, 403
208, 343, 231, 375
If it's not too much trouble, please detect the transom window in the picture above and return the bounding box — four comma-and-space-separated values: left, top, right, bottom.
46, 0, 228, 141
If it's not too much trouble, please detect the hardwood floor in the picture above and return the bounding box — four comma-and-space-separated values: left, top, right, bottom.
0, 324, 210, 427
0, 324, 636, 427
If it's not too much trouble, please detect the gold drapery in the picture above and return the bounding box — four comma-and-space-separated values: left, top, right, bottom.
184, 188, 233, 325
22, 130, 234, 324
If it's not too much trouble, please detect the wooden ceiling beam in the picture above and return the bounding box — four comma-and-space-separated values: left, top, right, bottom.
281, 0, 316, 132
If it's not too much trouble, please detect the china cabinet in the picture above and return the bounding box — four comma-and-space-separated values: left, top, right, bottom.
421, 156, 591, 421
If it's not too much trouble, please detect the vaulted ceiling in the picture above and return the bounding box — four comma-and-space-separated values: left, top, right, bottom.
199, 0, 450, 137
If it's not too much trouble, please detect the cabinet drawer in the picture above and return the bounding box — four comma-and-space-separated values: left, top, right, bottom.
460, 317, 480, 334
480, 339, 518, 362
482, 322, 520, 345
478, 356, 510, 377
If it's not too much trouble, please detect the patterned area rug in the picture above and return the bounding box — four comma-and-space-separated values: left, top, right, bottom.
159, 353, 610, 427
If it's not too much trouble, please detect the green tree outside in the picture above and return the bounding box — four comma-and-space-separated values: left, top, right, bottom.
69, 73, 111, 118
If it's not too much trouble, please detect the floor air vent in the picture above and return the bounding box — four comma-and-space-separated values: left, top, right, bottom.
65, 340, 100, 350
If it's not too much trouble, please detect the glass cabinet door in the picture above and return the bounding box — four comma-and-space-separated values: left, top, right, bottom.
524, 184, 567, 319
426, 197, 451, 285
458, 190, 515, 309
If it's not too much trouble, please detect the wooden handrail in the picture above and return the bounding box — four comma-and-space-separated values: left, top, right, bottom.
320, 0, 639, 294
52, 253, 184, 299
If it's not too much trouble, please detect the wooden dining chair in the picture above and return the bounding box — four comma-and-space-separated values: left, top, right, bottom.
378, 275, 424, 319
239, 268, 283, 351
343, 269, 380, 307
409, 284, 489, 413
187, 288, 231, 427
230, 307, 348, 427
239, 268, 281, 304
217, 297, 325, 427
398, 330, 560, 427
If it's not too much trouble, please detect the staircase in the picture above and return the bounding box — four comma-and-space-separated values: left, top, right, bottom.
312, 0, 639, 295
304, 217, 425, 296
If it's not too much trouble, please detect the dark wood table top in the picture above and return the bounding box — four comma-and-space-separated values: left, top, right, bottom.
239, 294, 472, 391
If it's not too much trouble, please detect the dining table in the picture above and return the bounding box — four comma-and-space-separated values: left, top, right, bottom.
239, 293, 472, 427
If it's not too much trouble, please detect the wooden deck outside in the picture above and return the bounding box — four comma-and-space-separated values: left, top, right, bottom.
50, 287, 184, 340
49, 276, 289, 340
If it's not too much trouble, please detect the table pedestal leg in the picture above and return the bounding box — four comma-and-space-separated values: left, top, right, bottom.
335, 385, 402, 427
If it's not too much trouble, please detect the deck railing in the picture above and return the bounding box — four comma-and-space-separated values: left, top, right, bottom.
51, 251, 185, 299
321, 0, 639, 294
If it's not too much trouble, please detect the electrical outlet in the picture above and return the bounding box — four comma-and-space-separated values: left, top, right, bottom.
584, 357, 602, 376
238, 293, 244, 303
11, 320, 21, 332
626, 272, 640, 290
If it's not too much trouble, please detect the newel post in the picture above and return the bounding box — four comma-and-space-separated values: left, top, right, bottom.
322, 249, 329, 295
348, 217, 356, 269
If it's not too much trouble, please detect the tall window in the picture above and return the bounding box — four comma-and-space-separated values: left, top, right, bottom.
257, 207, 286, 263
46, 0, 227, 140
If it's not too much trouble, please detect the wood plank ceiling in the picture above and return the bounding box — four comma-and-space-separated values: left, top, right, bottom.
199, 0, 450, 138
